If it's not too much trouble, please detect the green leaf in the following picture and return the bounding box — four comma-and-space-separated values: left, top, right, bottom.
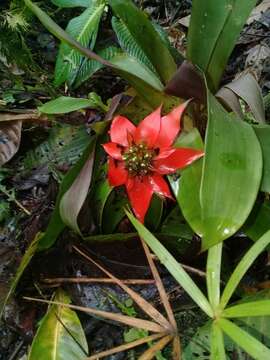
207, 244, 222, 311
109, 0, 176, 84
169, 128, 204, 237
210, 322, 226, 360
59, 139, 96, 234
253, 124, 270, 192
223, 300, 270, 318
218, 318, 270, 360
102, 190, 127, 233
38, 137, 96, 250
243, 201, 270, 242
187, 0, 257, 91
200, 92, 262, 249
112, 16, 157, 74
24, 0, 170, 106
20, 123, 90, 174
219, 230, 270, 310
28, 289, 88, 360
0, 234, 40, 318
110, 53, 164, 91
145, 194, 163, 232
125, 210, 213, 318
54, 1, 105, 86
51, 0, 91, 7
73, 46, 123, 88
38, 96, 102, 114
92, 177, 113, 230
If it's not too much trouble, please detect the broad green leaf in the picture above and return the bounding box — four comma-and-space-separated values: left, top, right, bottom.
59, 139, 96, 234
54, 1, 105, 86
187, 0, 257, 91
219, 230, 270, 310
125, 210, 213, 318
210, 322, 226, 360
218, 318, 270, 360
51, 0, 90, 7
169, 128, 204, 237
38, 137, 96, 250
28, 289, 88, 360
200, 92, 262, 249
253, 125, 270, 192
223, 300, 270, 318
109, 0, 176, 84
38, 96, 101, 114
0, 234, 40, 318
207, 244, 222, 311
112, 16, 157, 74
243, 201, 270, 242
73, 46, 123, 88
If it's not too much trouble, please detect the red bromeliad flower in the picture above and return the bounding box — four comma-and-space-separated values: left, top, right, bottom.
103, 102, 204, 223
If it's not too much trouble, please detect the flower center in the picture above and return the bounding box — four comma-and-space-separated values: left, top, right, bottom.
122, 143, 155, 176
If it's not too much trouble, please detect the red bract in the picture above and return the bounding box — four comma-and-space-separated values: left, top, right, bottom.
103, 102, 204, 223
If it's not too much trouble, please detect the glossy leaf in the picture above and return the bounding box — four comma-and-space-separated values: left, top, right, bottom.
219, 230, 270, 310
109, 0, 176, 84
0, 121, 22, 166
187, 0, 257, 90
92, 177, 113, 230
38, 96, 100, 114
38, 137, 96, 250
126, 210, 213, 318
253, 125, 270, 192
0, 234, 40, 318
200, 92, 262, 249
54, 1, 105, 86
51, 0, 90, 7
59, 139, 96, 234
169, 128, 204, 237
243, 201, 270, 242
218, 318, 270, 360
28, 290, 88, 360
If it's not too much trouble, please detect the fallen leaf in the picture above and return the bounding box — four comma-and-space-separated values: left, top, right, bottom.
0, 120, 22, 166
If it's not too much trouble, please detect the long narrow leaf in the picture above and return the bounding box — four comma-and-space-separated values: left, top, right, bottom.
223, 300, 270, 318
210, 322, 226, 360
220, 230, 270, 310
125, 210, 213, 318
207, 243, 222, 311
219, 318, 270, 360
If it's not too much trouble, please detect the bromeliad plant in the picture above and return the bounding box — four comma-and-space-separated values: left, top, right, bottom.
103, 103, 203, 222
6, 0, 270, 358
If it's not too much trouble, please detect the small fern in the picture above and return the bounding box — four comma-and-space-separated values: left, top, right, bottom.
112, 16, 158, 76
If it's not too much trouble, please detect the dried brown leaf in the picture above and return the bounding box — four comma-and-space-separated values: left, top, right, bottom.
0, 120, 22, 166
